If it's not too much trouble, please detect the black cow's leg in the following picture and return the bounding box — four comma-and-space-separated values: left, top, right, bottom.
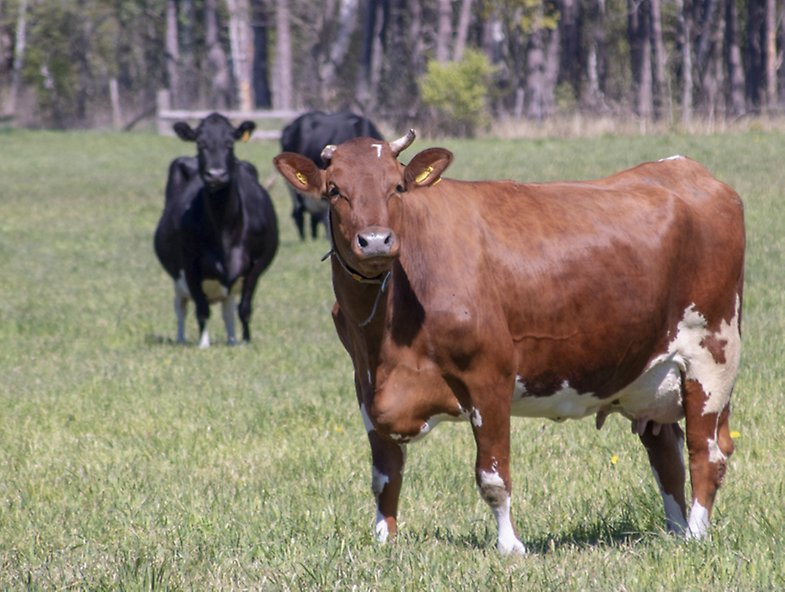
173, 277, 189, 343
238, 248, 277, 343
221, 295, 238, 345
470, 395, 525, 555
639, 422, 688, 534
292, 200, 306, 241
185, 269, 211, 348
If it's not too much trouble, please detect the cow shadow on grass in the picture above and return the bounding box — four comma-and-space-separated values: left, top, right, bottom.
145, 334, 248, 347
417, 513, 651, 555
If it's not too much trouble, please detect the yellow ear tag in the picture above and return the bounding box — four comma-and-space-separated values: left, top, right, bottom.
241, 130, 251, 142
415, 166, 434, 184
295, 171, 308, 186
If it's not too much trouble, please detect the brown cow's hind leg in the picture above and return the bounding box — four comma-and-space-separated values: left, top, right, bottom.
684, 380, 734, 538
639, 421, 688, 534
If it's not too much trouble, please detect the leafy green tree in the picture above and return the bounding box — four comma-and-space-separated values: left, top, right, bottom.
419, 49, 496, 137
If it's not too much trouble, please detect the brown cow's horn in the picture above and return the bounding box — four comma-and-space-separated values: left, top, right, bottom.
321, 144, 337, 165
390, 129, 416, 156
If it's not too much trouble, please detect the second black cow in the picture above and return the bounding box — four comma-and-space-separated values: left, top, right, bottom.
154, 112, 278, 348
280, 110, 383, 240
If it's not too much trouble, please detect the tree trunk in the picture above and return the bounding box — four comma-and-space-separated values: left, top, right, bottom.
453, 0, 473, 62
251, 0, 272, 108
559, 0, 581, 102
274, 0, 293, 109
765, 0, 777, 110
650, 0, 668, 120
676, 0, 694, 123
525, 3, 559, 121
358, 0, 384, 111
436, 0, 451, 62
320, 0, 360, 98
628, 0, 653, 119
165, 0, 180, 107
227, 0, 254, 111
724, 0, 746, 116
586, 0, 607, 111
205, 0, 231, 109
746, 0, 765, 110
3, 0, 27, 116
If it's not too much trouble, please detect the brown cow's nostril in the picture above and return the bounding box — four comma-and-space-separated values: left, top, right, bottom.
358, 235, 369, 248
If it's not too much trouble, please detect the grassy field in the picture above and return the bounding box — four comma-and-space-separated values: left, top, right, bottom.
1, 128, 784, 590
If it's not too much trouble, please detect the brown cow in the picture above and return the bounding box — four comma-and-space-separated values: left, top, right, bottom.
273, 131, 745, 555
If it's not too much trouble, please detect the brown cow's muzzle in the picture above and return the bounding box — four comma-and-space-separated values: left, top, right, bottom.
353, 225, 399, 272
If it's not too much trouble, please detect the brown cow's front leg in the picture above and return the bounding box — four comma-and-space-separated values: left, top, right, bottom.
470, 400, 525, 555
361, 402, 406, 542
638, 422, 688, 534
684, 379, 735, 538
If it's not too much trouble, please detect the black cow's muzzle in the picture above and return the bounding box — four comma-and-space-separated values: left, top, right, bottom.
203, 168, 229, 188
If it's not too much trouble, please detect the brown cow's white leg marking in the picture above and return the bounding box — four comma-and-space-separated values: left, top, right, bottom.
677, 297, 740, 539
361, 403, 406, 543
478, 464, 526, 555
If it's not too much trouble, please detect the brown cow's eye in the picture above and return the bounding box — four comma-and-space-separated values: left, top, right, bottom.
328, 185, 341, 198
396, 184, 406, 193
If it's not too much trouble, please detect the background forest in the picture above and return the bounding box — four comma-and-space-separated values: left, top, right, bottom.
0, 0, 784, 135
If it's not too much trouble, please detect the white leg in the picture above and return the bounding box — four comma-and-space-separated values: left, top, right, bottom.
198, 327, 210, 349
173, 284, 188, 344
687, 501, 710, 539
222, 294, 237, 345
478, 470, 526, 555
651, 467, 688, 534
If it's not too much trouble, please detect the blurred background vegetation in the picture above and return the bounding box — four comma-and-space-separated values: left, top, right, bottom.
0, 0, 783, 136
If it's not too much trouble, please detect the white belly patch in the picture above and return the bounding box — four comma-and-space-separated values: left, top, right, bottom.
510, 355, 685, 424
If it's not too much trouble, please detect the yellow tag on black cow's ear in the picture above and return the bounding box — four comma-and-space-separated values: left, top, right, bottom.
241, 130, 251, 143
295, 171, 308, 186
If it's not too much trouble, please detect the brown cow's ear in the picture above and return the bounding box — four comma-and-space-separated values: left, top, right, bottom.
404, 148, 453, 189
273, 153, 324, 197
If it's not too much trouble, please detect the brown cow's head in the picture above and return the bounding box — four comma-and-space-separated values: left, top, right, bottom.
273, 130, 453, 279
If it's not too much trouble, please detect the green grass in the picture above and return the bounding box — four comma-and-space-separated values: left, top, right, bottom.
1, 129, 784, 590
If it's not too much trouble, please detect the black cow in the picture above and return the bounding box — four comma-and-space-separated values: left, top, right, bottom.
280, 110, 383, 239
154, 112, 278, 348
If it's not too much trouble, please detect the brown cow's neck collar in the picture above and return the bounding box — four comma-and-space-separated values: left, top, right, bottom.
324, 210, 392, 327
322, 247, 390, 285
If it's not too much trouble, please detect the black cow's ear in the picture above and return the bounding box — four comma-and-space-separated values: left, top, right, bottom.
173, 121, 197, 142
236, 121, 256, 142
273, 152, 324, 197
404, 148, 453, 189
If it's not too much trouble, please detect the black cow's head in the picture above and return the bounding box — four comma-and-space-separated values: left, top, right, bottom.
174, 113, 255, 190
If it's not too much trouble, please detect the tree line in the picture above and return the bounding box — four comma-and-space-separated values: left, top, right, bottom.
0, 0, 783, 134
